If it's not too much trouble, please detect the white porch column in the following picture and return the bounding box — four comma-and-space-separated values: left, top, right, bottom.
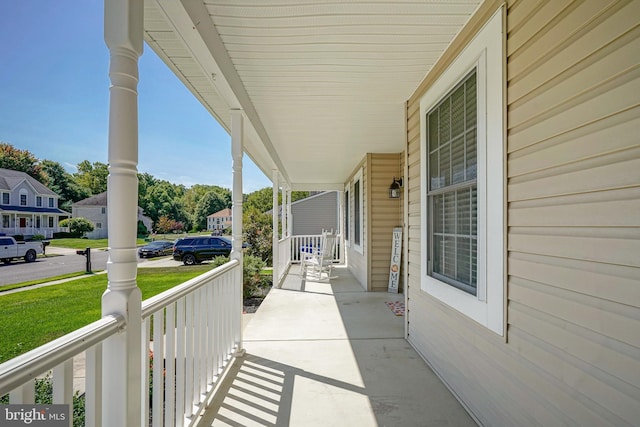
230, 109, 246, 356
287, 189, 293, 237
272, 171, 279, 284
103, 1, 143, 426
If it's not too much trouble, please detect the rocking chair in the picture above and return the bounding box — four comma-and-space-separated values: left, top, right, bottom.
302, 232, 337, 281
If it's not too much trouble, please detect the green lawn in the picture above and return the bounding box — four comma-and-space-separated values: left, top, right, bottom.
0, 272, 88, 293
48, 238, 147, 249
0, 265, 213, 364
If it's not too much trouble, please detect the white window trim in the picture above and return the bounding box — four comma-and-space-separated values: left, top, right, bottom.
420, 8, 504, 335
19, 189, 28, 206
1, 192, 8, 205
353, 168, 364, 255
36, 196, 43, 207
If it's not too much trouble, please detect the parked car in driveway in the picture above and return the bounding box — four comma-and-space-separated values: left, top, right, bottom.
173, 236, 235, 265
138, 240, 174, 258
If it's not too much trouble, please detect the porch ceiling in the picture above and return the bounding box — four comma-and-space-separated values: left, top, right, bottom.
143, 0, 481, 189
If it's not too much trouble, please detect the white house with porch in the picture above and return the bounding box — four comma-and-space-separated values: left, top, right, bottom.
0, 1, 638, 427
0, 167, 67, 238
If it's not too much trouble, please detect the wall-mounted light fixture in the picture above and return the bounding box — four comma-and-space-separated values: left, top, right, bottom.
389, 177, 403, 199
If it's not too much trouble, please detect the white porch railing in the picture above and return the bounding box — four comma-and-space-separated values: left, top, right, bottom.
142, 259, 241, 427
290, 234, 342, 264
0, 259, 242, 427
277, 236, 291, 285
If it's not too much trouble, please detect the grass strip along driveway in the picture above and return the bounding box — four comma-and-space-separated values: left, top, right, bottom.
48, 238, 147, 250
0, 265, 213, 364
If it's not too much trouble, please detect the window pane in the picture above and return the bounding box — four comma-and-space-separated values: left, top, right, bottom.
429, 149, 440, 190
451, 84, 465, 138
439, 99, 451, 145
442, 236, 456, 278
466, 73, 477, 130
451, 135, 465, 184
443, 192, 455, 234
439, 141, 450, 187
433, 194, 443, 234
457, 188, 471, 235
428, 110, 439, 152
466, 128, 477, 180
471, 238, 477, 287
456, 237, 471, 285
354, 181, 360, 245
471, 186, 477, 236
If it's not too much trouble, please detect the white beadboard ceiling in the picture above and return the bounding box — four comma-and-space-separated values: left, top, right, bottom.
144, 0, 481, 189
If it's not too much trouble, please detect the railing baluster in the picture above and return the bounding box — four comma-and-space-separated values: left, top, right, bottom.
175, 297, 186, 427
165, 303, 176, 427
141, 317, 150, 427
85, 344, 102, 427
207, 283, 214, 384
52, 359, 73, 417
184, 293, 194, 417
10, 382, 34, 403
199, 287, 207, 397
152, 310, 165, 427
192, 289, 201, 406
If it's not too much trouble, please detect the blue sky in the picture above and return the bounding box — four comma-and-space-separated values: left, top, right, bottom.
0, 1, 271, 192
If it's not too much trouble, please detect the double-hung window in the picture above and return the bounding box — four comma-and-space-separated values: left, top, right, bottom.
36, 196, 43, 207
427, 70, 478, 295
1, 193, 8, 205
49, 197, 55, 208
344, 188, 350, 246
420, 8, 504, 335
353, 168, 363, 254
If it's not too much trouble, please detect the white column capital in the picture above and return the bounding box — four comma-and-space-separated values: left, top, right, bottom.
104, 0, 144, 55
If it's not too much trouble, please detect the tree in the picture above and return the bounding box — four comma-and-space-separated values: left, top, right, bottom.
244, 187, 310, 213
243, 207, 273, 264
193, 191, 227, 231
74, 160, 108, 195
59, 217, 95, 237
155, 215, 184, 234
41, 160, 90, 212
182, 184, 231, 228
0, 142, 47, 183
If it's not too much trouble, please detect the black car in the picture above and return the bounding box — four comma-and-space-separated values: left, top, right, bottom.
138, 240, 174, 258
172, 236, 233, 265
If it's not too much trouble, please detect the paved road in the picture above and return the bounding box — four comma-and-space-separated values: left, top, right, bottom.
0, 249, 110, 287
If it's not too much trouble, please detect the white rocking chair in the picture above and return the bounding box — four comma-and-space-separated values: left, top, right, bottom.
302, 232, 337, 281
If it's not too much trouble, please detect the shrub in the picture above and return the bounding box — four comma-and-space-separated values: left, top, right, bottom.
59, 218, 95, 237
53, 231, 82, 239
210, 255, 270, 299
0, 375, 85, 427
32, 234, 46, 241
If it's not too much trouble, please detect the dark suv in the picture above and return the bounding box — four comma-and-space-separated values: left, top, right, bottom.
172, 236, 232, 265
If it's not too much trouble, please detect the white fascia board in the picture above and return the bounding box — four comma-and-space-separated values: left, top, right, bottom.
291, 183, 344, 192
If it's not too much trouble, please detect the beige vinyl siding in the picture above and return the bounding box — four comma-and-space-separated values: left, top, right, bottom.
366, 153, 402, 292
406, 0, 640, 426
346, 158, 368, 290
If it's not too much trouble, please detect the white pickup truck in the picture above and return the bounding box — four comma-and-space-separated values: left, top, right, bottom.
0, 236, 45, 264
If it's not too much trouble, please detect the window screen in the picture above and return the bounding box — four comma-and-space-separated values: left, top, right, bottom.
427, 70, 477, 295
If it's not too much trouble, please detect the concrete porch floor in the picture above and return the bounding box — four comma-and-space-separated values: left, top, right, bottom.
199, 265, 476, 427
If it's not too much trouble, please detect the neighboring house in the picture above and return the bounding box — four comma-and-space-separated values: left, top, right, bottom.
206, 208, 232, 233
269, 191, 339, 236
0, 167, 68, 238
72, 192, 153, 239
